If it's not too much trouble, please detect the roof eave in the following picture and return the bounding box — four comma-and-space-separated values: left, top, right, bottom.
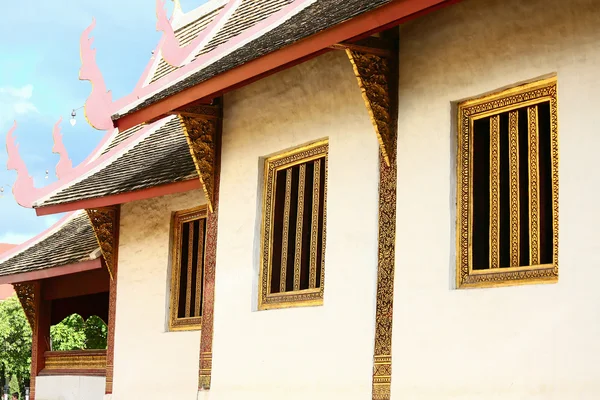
0, 258, 103, 285
112, 0, 461, 131
35, 179, 202, 216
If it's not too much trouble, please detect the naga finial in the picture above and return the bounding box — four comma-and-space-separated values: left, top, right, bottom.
5, 121, 35, 207
79, 18, 114, 131
156, 0, 237, 68
51, 117, 73, 179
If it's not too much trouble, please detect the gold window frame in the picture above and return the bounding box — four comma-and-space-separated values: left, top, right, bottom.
169, 205, 207, 330
456, 77, 559, 289
259, 139, 328, 310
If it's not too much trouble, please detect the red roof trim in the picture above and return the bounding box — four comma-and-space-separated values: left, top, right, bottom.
115, 0, 459, 130
0, 259, 103, 285
35, 179, 202, 216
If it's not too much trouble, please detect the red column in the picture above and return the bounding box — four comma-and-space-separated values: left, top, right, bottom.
30, 281, 50, 400
198, 110, 222, 390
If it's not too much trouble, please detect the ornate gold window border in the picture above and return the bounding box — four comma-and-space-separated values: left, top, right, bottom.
259, 139, 328, 310
169, 205, 207, 330
456, 77, 559, 289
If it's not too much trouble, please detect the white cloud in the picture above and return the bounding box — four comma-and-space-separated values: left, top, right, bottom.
0, 85, 34, 99
0, 84, 38, 127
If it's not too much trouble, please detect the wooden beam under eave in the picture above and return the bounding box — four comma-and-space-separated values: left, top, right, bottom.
114, 0, 462, 131
35, 179, 202, 216
329, 36, 395, 58
0, 259, 103, 285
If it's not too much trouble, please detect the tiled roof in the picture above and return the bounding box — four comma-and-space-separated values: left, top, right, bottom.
34, 116, 197, 208
100, 124, 146, 155
0, 212, 98, 277
114, 0, 393, 119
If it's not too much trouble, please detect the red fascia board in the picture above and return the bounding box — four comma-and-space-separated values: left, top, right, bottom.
35, 179, 202, 216
115, 0, 460, 131
43, 268, 110, 301
0, 259, 103, 285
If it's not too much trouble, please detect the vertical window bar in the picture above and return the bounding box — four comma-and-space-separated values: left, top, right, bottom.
174, 221, 183, 321
294, 164, 306, 291
528, 105, 541, 265
185, 222, 195, 318
489, 115, 501, 268
309, 159, 321, 288
508, 110, 520, 267
195, 219, 205, 317
280, 169, 292, 293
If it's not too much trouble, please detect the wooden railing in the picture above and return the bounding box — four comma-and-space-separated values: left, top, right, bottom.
40, 350, 107, 376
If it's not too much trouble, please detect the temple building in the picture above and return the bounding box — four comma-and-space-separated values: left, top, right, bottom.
0, 0, 598, 399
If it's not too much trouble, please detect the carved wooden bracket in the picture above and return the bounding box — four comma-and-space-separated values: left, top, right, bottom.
177, 103, 222, 213
346, 37, 398, 166
14, 282, 37, 330
86, 206, 120, 280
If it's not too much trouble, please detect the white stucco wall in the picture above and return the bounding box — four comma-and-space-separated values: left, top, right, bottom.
204, 51, 380, 400
36, 376, 105, 400
393, 0, 600, 399
112, 190, 206, 400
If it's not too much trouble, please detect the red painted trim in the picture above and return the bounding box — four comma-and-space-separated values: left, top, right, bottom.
0, 259, 102, 285
115, 0, 458, 131
43, 268, 110, 301
35, 179, 202, 216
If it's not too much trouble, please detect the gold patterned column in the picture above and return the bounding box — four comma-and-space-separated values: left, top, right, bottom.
528, 106, 541, 265
86, 206, 120, 395
489, 115, 501, 268
346, 31, 398, 400
309, 159, 321, 289
281, 169, 292, 292
508, 111, 520, 267
293, 164, 306, 291
187, 101, 223, 390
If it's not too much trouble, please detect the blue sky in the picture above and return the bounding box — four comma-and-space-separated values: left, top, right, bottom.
0, 0, 207, 244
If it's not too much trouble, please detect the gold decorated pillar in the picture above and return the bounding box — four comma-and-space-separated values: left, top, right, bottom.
85, 206, 120, 395
343, 32, 399, 400
176, 101, 223, 390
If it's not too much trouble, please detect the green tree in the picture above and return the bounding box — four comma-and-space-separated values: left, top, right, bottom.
50, 314, 86, 351
83, 316, 108, 350
0, 295, 108, 397
0, 296, 32, 396
50, 314, 107, 350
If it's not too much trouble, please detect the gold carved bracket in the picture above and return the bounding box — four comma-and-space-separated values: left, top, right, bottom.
177, 103, 222, 213
86, 206, 120, 280
346, 34, 398, 166
14, 282, 37, 330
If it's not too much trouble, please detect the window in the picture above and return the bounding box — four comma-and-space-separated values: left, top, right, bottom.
169, 206, 207, 330
456, 77, 558, 289
259, 140, 328, 310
